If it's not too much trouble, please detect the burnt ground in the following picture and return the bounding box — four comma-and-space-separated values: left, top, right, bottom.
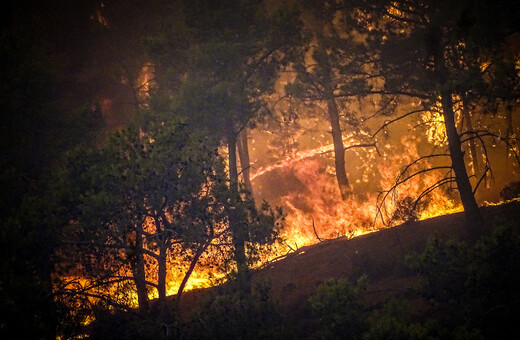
177, 200, 520, 331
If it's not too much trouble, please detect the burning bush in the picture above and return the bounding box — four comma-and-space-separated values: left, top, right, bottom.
390, 196, 429, 226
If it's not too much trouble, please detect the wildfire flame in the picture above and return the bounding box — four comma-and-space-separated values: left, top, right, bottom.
251, 139, 342, 181
249, 119, 462, 255
60, 104, 470, 317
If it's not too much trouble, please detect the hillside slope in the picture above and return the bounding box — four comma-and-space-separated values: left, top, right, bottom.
178, 200, 520, 334
249, 200, 520, 331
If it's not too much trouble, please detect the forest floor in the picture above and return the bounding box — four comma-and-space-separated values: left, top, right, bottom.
177, 199, 520, 331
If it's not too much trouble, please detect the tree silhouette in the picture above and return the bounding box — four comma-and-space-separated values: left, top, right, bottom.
147, 0, 299, 292
63, 119, 228, 315
339, 0, 520, 228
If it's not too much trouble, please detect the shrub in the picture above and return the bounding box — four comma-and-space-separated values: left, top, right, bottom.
88, 309, 163, 340
407, 222, 520, 339
406, 236, 470, 303
363, 298, 437, 340
391, 196, 428, 225
467, 222, 520, 339
187, 282, 286, 340
309, 276, 368, 340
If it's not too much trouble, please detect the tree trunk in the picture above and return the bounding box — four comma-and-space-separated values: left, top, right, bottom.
237, 127, 253, 196
227, 132, 250, 293
505, 104, 513, 138
462, 104, 480, 177
157, 243, 167, 301
174, 242, 209, 310
505, 104, 514, 169
323, 80, 351, 199
229, 133, 239, 192
132, 225, 149, 314
41, 245, 58, 340
327, 95, 351, 200
318, 41, 351, 200
441, 92, 483, 228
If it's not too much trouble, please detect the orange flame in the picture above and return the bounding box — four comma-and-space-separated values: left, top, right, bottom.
250, 131, 462, 258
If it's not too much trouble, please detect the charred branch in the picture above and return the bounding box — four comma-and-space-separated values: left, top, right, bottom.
473, 165, 492, 195
372, 108, 428, 138
312, 219, 323, 242
375, 163, 453, 227
461, 130, 520, 166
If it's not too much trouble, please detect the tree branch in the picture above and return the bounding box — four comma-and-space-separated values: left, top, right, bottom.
372, 108, 428, 138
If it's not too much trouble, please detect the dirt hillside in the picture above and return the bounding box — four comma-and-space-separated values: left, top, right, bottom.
180, 200, 520, 326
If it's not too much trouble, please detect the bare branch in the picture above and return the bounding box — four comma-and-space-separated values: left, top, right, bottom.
313, 219, 323, 242
372, 108, 428, 138
416, 177, 456, 203
374, 164, 453, 228
473, 166, 491, 195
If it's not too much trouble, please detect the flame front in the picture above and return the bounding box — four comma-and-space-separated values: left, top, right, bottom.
255, 142, 460, 249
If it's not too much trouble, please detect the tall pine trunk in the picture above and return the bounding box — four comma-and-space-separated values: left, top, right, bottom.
441, 92, 483, 228
227, 132, 250, 293
462, 104, 480, 177
152, 217, 168, 302
318, 39, 351, 200
132, 224, 149, 314
237, 128, 253, 196
321, 74, 350, 199
157, 243, 167, 301
505, 105, 514, 169
325, 90, 351, 200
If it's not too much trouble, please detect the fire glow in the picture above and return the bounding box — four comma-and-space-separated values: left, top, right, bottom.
250, 134, 461, 253
58, 111, 468, 311
156, 110, 467, 292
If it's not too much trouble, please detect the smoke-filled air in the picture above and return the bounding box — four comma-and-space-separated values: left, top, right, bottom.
2, 0, 520, 339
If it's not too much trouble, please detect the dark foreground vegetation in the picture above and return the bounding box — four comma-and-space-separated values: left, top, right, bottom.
85, 201, 520, 340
